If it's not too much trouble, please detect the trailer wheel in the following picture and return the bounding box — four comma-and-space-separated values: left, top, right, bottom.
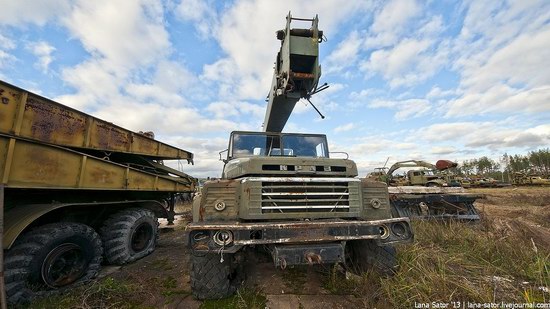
4, 223, 103, 304
190, 251, 242, 300
100, 208, 158, 265
345, 240, 398, 277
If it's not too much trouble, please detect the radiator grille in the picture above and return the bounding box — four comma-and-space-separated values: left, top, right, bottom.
261, 181, 350, 213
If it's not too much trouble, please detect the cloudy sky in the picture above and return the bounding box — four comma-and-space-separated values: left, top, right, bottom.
1, 0, 549, 177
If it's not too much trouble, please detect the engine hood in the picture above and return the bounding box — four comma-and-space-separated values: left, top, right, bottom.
223, 156, 358, 179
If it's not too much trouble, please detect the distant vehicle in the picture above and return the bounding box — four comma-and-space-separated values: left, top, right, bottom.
512, 172, 550, 186
368, 159, 480, 220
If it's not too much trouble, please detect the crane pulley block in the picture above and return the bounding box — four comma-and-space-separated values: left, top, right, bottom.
263, 12, 324, 132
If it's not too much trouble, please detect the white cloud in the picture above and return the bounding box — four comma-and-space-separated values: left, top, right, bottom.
431, 146, 457, 155
0, 33, 16, 73
202, 0, 369, 100
368, 98, 431, 120
445, 84, 550, 117
325, 30, 362, 73
426, 86, 455, 99
360, 12, 448, 88
334, 123, 356, 133
205, 101, 264, 121
0, 33, 15, 49
0, 0, 69, 26
412, 121, 550, 151
175, 0, 218, 38
365, 0, 421, 49
62, 0, 170, 70
26, 41, 56, 73
445, 2, 550, 117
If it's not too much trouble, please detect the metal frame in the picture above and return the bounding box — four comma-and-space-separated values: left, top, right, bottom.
186, 217, 413, 249
0, 185, 6, 309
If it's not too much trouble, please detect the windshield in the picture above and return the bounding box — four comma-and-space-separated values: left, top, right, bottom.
230, 133, 329, 158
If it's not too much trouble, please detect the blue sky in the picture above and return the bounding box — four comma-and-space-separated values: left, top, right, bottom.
1, 0, 549, 177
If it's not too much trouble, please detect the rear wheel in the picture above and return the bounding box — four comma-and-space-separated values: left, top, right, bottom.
4, 223, 103, 305
190, 251, 242, 300
345, 240, 398, 277
100, 208, 158, 265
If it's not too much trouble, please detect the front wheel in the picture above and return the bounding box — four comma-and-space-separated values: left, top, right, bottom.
345, 240, 398, 277
100, 208, 159, 265
4, 223, 103, 305
190, 251, 242, 300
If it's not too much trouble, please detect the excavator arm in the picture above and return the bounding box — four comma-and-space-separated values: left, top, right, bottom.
386, 160, 437, 177
386, 159, 458, 177
263, 12, 325, 132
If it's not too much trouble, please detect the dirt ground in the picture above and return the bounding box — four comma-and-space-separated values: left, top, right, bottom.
92, 186, 550, 309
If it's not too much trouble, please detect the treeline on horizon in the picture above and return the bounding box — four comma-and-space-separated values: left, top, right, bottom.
456, 148, 550, 181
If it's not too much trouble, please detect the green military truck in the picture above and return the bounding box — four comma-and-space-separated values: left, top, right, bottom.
185, 13, 413, 300
187, 131, 414, 299
0, 80, 196, 304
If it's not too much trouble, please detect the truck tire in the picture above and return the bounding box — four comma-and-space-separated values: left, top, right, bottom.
4, 222, 103, 304
100, 208, 159, 265
190, 251, 241, 300
345, 240, 398, 277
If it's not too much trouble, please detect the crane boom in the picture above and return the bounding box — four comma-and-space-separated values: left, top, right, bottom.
263, 12, 324, 132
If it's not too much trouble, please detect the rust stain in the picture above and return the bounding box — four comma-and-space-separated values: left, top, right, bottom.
305, 252, 322, 265
96, 122, 129, 150
199, 204, 206, 221
193, 243, 209, 251
24, 148, 66, 182
26, 97, 86, 143
89, 167, 116, 185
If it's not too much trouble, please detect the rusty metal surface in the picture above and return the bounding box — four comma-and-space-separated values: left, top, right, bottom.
187, 217, 412, 250
0, 185, 6, 309
272, 243, 344, 268
186, 217, 409, 231
0, 80, 193, 161
388, 186, 465, 194
0, 134, 194, 191
390, 192, 481, 221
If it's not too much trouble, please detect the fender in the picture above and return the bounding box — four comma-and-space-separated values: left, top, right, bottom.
3, 200, 168, 249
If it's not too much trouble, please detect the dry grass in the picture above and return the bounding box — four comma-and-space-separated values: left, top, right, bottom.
328, 219, 550, 307
26, 277, 150, 309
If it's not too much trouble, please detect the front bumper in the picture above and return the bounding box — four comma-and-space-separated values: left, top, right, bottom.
186, 217, 413, 253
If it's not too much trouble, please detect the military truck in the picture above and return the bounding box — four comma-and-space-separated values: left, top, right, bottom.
369, 160, 480, 220
512, 172, 550, 186
185, 13, 413, 300
0, 80, 196, 304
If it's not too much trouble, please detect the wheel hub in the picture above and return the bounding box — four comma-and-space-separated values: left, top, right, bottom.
41, 243, 87, 288
130, 222, 153, 252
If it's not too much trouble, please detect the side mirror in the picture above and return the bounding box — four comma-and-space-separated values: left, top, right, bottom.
219, 149, 229, 163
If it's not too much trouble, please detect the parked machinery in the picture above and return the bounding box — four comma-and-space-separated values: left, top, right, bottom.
0, 80, 196, 304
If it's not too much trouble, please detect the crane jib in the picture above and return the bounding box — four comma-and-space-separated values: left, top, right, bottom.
263, 12, 324, 133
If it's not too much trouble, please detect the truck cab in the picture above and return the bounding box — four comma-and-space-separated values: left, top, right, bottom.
186, 131, 414, 299
407, 169, 447, 187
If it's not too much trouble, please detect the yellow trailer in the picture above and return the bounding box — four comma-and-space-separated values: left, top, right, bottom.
0, 80, 196, 305
0, 80, 193, 162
